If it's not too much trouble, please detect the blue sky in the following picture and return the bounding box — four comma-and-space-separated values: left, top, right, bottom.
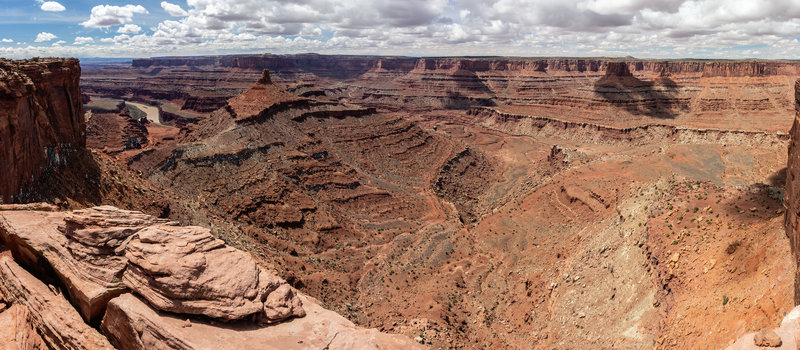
2, 0, 800, 59
0, 1, 168, 44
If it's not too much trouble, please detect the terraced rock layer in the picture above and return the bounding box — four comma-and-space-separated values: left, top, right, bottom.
0, 57, 425, 349
83, 55, 799, 133
124, 72, 493, 315
72, 55, 800, 348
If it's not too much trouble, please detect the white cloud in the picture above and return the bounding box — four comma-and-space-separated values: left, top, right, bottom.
113, 34, 132, 42
117, 24, 142, 34
81, 4, 148, 28
73, 36, 94, 45
100, 34, 134, 44
6, 0, 800, 59
34, 32, 57, 42
577, 0, 684, 15
161, 1, 188, 17
1, 38, 13, 43
40, 1, 66, 12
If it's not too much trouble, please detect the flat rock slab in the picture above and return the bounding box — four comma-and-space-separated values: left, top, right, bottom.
0, 203, 58, 211
0, 253, 113, 349
0, 208, 130, 324
102, 293, 423, 350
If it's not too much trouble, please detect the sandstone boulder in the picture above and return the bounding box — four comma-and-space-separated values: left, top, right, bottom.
101, 293, 423, 350
754, 329, 782, 347
726, 305, 800, 349
263, 284, 305, 322
61, 206, 171, 287
0, 253, 113, 349
123, 224, 304, 322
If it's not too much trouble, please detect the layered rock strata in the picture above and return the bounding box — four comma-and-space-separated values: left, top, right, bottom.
83, 55, 799, 131
130, 54, 800, 78
86, 106, 150, 153
123, 69, 477, 311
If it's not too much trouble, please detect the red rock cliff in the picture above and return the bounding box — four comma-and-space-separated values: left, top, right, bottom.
787, 80, 800, 303
130, 54, 800, 78
0, 58, 84, 203
726, 81, 800, 347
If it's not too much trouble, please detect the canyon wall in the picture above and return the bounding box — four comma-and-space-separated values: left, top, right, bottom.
130, 54, 800, 77
111, 55, 800, 119
0, 58, 84, 203
787, 80, 800, 304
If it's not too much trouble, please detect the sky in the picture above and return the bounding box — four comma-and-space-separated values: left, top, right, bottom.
2, 0, 800, 59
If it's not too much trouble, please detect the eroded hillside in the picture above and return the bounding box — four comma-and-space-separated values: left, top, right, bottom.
0, 58, 422, 349
60, 55, 800, 348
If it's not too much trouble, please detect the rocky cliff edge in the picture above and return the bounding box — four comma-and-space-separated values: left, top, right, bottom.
0, 58, 84, 203
0, 204, 422, 349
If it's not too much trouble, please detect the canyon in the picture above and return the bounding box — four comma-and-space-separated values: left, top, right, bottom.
3, 54, 800, 349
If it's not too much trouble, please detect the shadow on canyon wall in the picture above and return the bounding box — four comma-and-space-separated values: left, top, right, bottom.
444, 90, 496, 109
593, 73, 685, 119
443, 69, 497, 109
17, 149, 171, 218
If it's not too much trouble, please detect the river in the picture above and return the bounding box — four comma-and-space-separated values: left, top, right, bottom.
126, 102, 161, 125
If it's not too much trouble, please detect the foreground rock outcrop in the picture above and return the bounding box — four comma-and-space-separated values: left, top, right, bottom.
0, 251, 114, 349
0, 207, 157, 324
0, 205, 421, 349
0, 58, 84, 203
101, 293, 416, 350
